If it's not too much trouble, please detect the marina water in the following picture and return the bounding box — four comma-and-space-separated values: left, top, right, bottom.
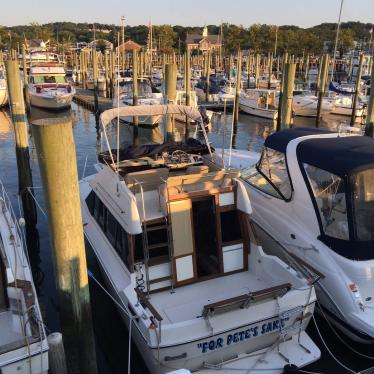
0, 103, 373, 373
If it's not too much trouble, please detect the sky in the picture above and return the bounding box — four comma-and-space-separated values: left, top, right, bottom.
0, 0, 373, 28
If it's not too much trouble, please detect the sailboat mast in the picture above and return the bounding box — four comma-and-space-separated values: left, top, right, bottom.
331, 0, 344, 82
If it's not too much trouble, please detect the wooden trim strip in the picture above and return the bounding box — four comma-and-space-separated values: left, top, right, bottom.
134, 287, 163, 321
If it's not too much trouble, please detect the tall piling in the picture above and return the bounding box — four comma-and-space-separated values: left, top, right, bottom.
205, 51, 211, 102
185, 49, 191, 140
21, 45, 30, 111
92, 49, 99, 113
165, 63, 177, 141
315, 57, 323, 96
233, 50, 242, 126
316, 54, 330, 127
132, 50, 139, 143
276, 62, 296, 131
5, 59, 37, 232
31, 117, 98, 374
350, 54, 364, 126
255, 54, 260, 89
104, 51, 110, 98
267, 53, 273, 89
364, 57, 374, 137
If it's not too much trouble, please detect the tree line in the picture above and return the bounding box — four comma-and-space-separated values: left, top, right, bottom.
0, 21, 372, 56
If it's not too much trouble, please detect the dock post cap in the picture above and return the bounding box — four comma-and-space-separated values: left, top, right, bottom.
31, 117, 72, 127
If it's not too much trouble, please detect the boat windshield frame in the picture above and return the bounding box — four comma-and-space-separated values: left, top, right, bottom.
300, 160, 374, 260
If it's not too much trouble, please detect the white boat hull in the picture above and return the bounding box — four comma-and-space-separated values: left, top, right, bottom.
30, 92, 74, 109
239, 102, 278, 120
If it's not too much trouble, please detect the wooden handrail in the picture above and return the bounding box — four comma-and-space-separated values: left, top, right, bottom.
134, 287, 163, 321
202, 283, 291, 318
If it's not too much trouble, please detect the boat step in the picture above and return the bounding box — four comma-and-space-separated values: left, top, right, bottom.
149, 275, 172, 285
146, 225, 168, 232
147, 242, 169, 250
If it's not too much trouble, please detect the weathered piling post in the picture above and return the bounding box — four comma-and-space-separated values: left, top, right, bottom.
246, 54, 251, 88
165, 63, 177, 141
267, 53, 273, 89
315, 56, 323, 96
31, 117, 98, 374
350, 54, 364, 127
104, 51, 110, 98
276, 62, 296, 131
110, 51, 116, 99
132, 50, 139, 143
276, 53, 288, 130
304, 54, 309, 83
5, 58, 37, 231
139, 51, 144, 78
255, 54, 260, 89
47, 333, 68, 374
364, 58, 374, 137
276, 55, 280, 80
205, 51, 211, 102
21, 44, 30, 111
316, 54, 330, 127
92, 49, 99, 113
233, 50, 242, 126
185, 49, 191, 140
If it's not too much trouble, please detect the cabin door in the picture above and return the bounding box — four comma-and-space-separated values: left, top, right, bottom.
169, 199, 196, 286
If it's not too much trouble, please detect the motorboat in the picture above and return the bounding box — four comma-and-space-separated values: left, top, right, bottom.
293, 90, 333, 117
113, 77, 163, 127
329, 95, 365, 118
79, 104, 320, 374
29, 62, 75, 110
86, 69, 107, 91
0, 66, 8, 107
0, 180, 49, 372
236, 127, 374, 343
239, 89, 278, 120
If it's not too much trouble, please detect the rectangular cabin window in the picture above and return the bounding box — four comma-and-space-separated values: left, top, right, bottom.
94, 195, 106, 231
220, 210, 242, 243
86, 191, 95, 215
106, 211, 117, 247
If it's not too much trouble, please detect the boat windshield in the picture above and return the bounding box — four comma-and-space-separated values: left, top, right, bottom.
352, 168, 374, 241
31, 75, 66, 84
303, 163, 349, 240
119, 80, 153, 98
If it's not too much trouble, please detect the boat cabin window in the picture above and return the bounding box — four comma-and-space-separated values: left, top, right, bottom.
241, 147, 292, 200
86, 191, 130, 268
352, 169, 374, 241
119, 80, 153, 98
31, 75, 66, 84
303, 164, 349, 240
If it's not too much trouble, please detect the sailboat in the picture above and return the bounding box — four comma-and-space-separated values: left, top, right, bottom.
79, 104, 320, 374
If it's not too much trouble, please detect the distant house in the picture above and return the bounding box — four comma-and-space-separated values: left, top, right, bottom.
116, 40, 142, 53
186, 26, 222, 52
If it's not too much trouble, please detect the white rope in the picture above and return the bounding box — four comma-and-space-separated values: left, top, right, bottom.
26, 187, 47, 217
312, 315, 357, 374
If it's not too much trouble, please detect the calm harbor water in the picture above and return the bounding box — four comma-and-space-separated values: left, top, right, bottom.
0, 103, 372, 373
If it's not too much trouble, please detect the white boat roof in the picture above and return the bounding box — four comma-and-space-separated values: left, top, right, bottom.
30, 65, 65, 75
100, 104, 203, 129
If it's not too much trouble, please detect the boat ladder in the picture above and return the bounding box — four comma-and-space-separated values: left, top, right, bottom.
136, 180, 174, 296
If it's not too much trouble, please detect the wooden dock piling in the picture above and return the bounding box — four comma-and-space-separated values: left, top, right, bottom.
350, 54, 364, 126
165, 63, 177, 141
31, 117, 98, 374
233, 50, 242, 125
365, 56, 374, 137
277, 62, 296, 131
316, 54, 330, 126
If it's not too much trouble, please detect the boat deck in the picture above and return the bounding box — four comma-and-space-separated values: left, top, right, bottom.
148, 270, 272, 324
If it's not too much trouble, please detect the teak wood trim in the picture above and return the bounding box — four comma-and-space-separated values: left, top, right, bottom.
134, 287, 163, 321
202, 282, 292, 317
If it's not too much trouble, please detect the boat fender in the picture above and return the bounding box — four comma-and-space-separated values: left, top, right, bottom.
283, 364, 299, 373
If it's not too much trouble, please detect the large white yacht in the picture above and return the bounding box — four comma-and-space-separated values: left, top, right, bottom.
0, 180, 49, 373
80, 104, 320, 373
29, 57, 75, 110
237, 128, 374, 343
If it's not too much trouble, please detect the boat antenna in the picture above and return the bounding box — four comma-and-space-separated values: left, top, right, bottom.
116, 31, 120, 176
331, 0, 344, 82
